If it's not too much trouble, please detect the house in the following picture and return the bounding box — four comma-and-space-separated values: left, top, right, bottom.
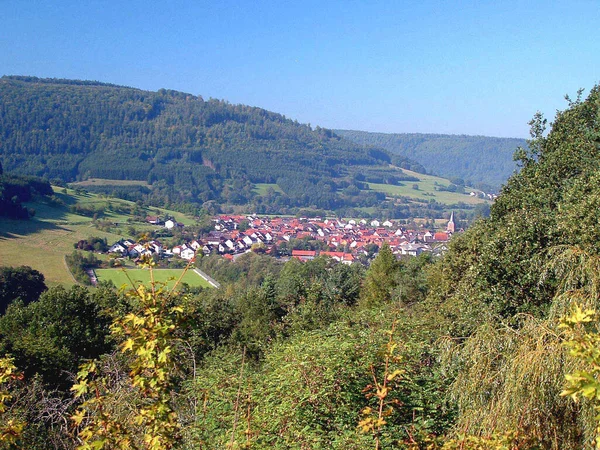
108, 241, 128, 255
180, 248, 195, 260
165, 219, 183, 230
291, 250, 316, 261
172, 245, 186, 255
398, 242, 430, 257
433, 232, 449, 242
146, 216, 161, 225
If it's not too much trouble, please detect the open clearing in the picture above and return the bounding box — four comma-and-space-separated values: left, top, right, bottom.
367, 168, 491, 205
253, 183, 285, 195
71, 178, 150, 187
95, 268, 211, 289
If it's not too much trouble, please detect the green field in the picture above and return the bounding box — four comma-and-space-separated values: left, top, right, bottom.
95, 268, 211, 289
367, 169, 491, 205
0, 187, 197, 285
71, 178, 150, 187
253, 183, 285, 195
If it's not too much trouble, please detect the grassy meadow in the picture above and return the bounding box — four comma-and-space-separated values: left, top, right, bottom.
95, 268, 211, 289
253, 183, 285, 195
71, 178, 150, 188
367, 169, 491, 205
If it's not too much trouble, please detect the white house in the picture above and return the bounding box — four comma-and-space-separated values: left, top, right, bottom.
180, 248, 195, 260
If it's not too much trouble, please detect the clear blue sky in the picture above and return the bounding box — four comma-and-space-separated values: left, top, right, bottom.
2, 0, 599, 138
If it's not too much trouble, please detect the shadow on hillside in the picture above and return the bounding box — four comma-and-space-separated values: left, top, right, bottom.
53, 190, 79, 206
0, 217, 73, 240
0, 199, 76, 239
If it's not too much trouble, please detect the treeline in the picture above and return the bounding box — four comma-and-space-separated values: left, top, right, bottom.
335, 129, 526, 190
0, 170, 53, 219
65, 251, 100, 285
0, 76, 425, 212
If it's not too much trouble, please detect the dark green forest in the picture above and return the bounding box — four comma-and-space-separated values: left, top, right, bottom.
0, 76, 424, 214
1, 86, 600, 448
335, 129, 527, 190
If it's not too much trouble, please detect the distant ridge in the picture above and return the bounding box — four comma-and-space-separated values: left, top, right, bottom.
335, 129, 527, 189
3, 75, 127, 88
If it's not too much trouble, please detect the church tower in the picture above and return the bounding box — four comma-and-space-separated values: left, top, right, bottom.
447, 211, 455, 233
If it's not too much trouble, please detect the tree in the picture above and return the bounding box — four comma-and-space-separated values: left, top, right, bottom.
360, 242, 399, 307
0, 266, 47, 314
0, 285, 112, 389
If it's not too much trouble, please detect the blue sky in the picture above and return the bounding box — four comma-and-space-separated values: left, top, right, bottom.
2, 0, 598, 138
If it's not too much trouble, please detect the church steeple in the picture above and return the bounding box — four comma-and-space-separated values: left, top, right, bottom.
447, 211, 455, 233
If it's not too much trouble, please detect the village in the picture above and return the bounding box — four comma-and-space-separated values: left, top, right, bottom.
107, 213, 458, 265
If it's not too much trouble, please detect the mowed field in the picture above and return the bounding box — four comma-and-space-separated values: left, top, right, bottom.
95, 268, 211, 289
367, 169, 491, 205
71, 178, 150, 188
0, 187, 196, 285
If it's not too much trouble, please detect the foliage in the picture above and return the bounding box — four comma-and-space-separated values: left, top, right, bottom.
0, 266, 47, 315
0, 357, 24, 448
72, 260, 186, 449
560, 305, 600, 449
74, 236, 109, 252
428, 86, 600, 326
358, 322, 405, 450
360, 242, 399, 308
65, 251, 101, 285
0, 173, 52, 219
0, 285, 113, 390
0, 76, 405, 212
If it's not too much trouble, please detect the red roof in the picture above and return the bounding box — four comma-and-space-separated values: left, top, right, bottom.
292, 250, 316, 257
321, 251, 345, 258
434, 232, 449, 241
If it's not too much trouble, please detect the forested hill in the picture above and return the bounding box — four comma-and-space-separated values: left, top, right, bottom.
335, 129, 527, 189
0, 76, 421, 211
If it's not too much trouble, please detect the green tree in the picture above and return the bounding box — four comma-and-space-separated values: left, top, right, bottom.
0, 266, 47, 314
360, 242, 399, 308
0, 285, 112, 390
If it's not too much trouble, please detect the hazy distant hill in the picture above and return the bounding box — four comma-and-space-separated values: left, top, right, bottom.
335, 130, 527, 189
0, 76, 427, 212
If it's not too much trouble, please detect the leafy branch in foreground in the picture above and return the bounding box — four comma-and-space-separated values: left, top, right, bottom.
560, 305, 600, 449
358, 321, 405, 449
72, 256, 189, 450
0, 357, 24, 447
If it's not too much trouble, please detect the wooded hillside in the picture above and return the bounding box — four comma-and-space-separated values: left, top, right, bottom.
0, 76, 421, 212
335, 129, 526, 189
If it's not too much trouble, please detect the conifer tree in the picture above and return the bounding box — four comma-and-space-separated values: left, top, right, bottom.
360, 242, 399, 307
